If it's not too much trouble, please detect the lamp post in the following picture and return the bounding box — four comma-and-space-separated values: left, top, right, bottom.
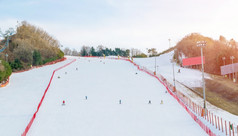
222, 57, 226, 66
230, 56, 235, 82
222, 57, 226, 78
196, 41, 206, 114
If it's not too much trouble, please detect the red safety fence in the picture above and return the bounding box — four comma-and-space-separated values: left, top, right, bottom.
0, 77, 9, 87
0, 58, 66, 88
14, 57, 66, 74
109, 57, 237, 136
21, 59, 76, 136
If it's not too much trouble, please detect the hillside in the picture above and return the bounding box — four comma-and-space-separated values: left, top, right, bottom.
0, 21, 64, 79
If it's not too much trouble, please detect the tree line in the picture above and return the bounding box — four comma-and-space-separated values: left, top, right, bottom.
63, 45, 148, 58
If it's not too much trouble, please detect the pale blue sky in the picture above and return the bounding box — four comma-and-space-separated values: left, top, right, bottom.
1, 0, 238, 53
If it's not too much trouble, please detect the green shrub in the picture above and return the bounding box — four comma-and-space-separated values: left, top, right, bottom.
33, 50, 42, 66
42, 57, 57, 64
0, 60, 12, 82
9, 59, 23, 70
57, 50, 64, 59
133, 53, 147, 58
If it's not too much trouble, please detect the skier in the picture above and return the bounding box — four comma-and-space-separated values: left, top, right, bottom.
62, 100, 65, 106
148, 100, 151, 104
119, 99, 121, 104
160, 100, 163, 104
85, 96, 87, 100
76, 68, 78, 70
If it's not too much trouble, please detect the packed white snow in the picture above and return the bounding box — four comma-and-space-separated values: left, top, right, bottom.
134, 51, 211, 88
0, 59, 72, 136
24, 57, 206, 136
133, 51, 238, 130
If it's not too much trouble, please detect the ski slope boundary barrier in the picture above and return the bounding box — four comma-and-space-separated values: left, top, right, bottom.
0, 77, 9, 87
104, 56, 219, 136
14, 57, 66, 74
21, 59, 76, 136
123, 58, 218, 136
0, 57, 66, 88
117, 57, 238, 136
77, 56, 237, 135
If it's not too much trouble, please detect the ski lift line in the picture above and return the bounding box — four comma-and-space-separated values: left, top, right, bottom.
0, 33, 12, 53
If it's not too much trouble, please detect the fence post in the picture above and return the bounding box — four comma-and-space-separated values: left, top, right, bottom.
215, 115, 217, 129
221, 118, 223, 132
209, 111, 211, 124
225, 120, 227, 136
229, 121, 231, 136
207, 110, 209, 122
232, 124, 234, 136
218, 116, 220, 131
212, 113, 214, 126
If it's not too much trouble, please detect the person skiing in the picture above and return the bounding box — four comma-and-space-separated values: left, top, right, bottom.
119, 99, 121, 104
62, 100, 65, 106
85, 96, 87, 100
148, 100, 151, 104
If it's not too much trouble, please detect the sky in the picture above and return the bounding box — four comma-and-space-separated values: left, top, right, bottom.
0, 0, 238, 53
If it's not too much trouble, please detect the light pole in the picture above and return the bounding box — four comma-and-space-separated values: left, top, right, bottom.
222, 57, 226, 77
196, 41, 206, 114
222, 57, 226, 66
230, 56, 235, 82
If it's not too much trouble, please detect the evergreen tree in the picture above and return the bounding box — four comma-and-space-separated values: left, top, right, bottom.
33, 50, 42, 66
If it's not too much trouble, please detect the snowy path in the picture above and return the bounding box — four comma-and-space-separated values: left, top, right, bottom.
27, 58, 207, 136
0, 59, 72, 136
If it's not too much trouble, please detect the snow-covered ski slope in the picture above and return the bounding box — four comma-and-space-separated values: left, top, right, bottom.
0, 57, 208, 136
0, 59, 73, 136
13, 57, 206, 136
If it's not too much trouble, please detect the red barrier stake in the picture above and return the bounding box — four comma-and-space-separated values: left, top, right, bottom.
215, 115, 217, 129
207, 110, 209, 122
232, 124, 234, 136
206, 109, 208, 121
221, 118, 223, 132
212, 113, 214, 126
209, 111, 211, 124
218, 116, 220, 131
229, 121, 231, 136
225, 120, 227, 135
195, 104, 197, 114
